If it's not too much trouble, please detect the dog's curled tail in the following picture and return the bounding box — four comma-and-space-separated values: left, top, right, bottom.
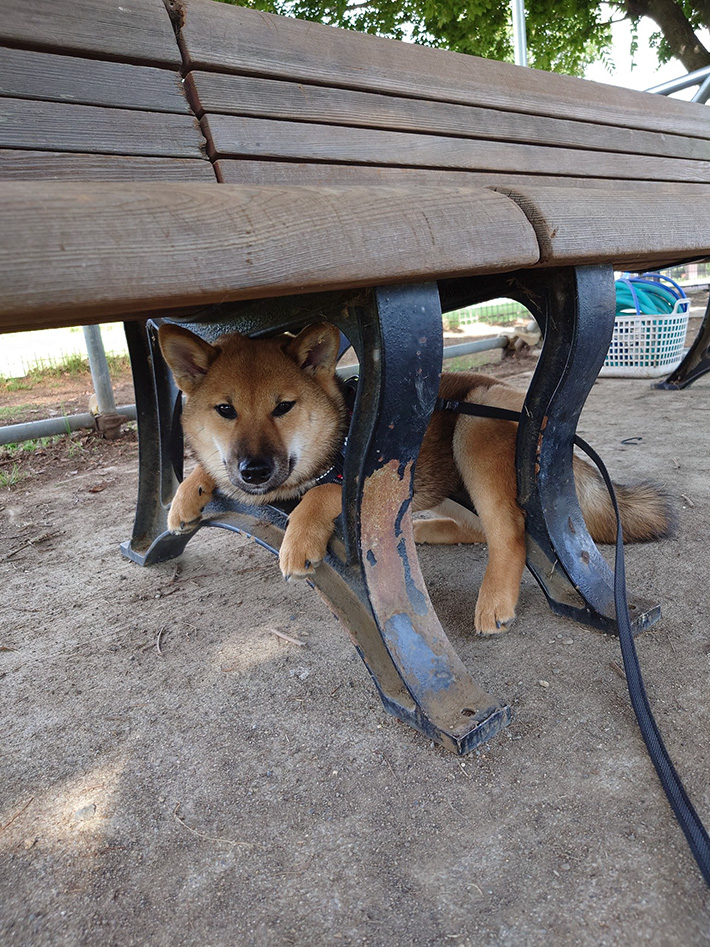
574, 459, 675, 544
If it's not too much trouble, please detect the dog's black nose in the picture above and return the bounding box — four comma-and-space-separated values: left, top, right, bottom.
239, 457, 274, 485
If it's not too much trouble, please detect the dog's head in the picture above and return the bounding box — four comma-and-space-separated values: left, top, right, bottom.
158, 322, 347, 501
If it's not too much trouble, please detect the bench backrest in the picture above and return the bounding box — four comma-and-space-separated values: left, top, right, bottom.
174, 0, 710, 191
0, 0, 212, 182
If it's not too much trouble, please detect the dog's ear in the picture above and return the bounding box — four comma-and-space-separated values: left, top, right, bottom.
285, 323, 341, 377
158, 324, 220, 394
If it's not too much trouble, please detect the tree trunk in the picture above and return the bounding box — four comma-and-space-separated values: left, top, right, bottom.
626, 0, 710, 71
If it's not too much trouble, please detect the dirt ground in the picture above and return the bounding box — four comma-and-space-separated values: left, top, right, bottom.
1, 325, 710, 946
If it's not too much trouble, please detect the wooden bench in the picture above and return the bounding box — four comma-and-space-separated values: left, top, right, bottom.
2, 0, 710, 753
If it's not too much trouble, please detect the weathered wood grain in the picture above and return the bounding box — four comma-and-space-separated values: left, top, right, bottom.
0, 47, 189, 113
203, 115, 710, 184
495, 183, 710, 267
215, 159, 710, 194
0, 182, 539, 330
188, 72, 710, 163
0, 98, 205, 158
0, 150, 214, 181
174, 0, 710, 139
1, 0, 180, 66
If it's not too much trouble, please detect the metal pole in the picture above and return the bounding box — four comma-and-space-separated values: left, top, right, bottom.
82, 324, 117, 414
692, 73, 710, 103
0, 405, 137, 446
646, 65, 710, 96
511, 0, 528, 67
336, 333, 510, 378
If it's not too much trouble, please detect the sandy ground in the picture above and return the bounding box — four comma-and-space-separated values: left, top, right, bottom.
1, 344, 710, 945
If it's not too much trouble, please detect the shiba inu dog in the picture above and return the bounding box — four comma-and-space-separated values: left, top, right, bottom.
158, 322, 673, 635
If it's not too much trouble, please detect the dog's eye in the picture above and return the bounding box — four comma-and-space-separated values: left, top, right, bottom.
272, 400, 295, 417
215, 403, 237, 420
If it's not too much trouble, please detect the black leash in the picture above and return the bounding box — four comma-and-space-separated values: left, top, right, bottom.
436, 397, 710, 886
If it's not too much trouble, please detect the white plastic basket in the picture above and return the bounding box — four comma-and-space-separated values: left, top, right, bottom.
600, 297, 690, 378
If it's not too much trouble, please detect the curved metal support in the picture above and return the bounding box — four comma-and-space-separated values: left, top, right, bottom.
514, 266, 661, 634
121, 320, 185, 563
656, 290, 710, 390
341, 285, 510, 751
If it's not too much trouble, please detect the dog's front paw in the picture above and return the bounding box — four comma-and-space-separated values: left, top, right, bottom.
279, 524, 331, 581
167, 479, 214, 534
474, 588, 517, 636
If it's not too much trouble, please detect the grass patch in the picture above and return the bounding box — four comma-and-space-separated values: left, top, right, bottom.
106, 353, 131, 374
0, 404, 34, 420
2, 436, 62, 456
0, 351, 132, 391
0, 463, 25, 488
1, 377, 35, 392
27, 352, 89, 379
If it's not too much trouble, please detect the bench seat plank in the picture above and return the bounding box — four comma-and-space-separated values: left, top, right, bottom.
497, 183, 710, 269
188, 72, 710, 164
0, 0, 180, 67
174, 0, 710, 139
215, 159, 710, 194
0, 47, 190, 114
0, 150, 215, 181
0, 182, 539, 330
203, 114, 710, 184
0, 98, 205, 158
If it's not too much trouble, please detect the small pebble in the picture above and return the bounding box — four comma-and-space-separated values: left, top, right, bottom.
538, 680, 550, 688
74, 804, 96, 822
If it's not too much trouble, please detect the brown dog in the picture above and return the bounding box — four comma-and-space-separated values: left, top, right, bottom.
159, 322, 673, 634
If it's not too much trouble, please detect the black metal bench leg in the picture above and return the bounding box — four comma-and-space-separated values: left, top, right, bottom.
337, 283, 511, 752
121, 320, 194, 565
515, 265, 661, 634
656, 289, 710, 389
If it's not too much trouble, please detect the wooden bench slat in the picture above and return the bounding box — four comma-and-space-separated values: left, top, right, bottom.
0, 47, 190, 114
496, 184, 710, 269
0, 98, 206, 159
0, 0, 180, 67
188, 72, 710, 163
215, 159, 710, 194
0, 182, 539, 330
0, 150, 215, 181
204, 115, 710, 185
215, 159, 710, 193
175, 0, 710, 140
